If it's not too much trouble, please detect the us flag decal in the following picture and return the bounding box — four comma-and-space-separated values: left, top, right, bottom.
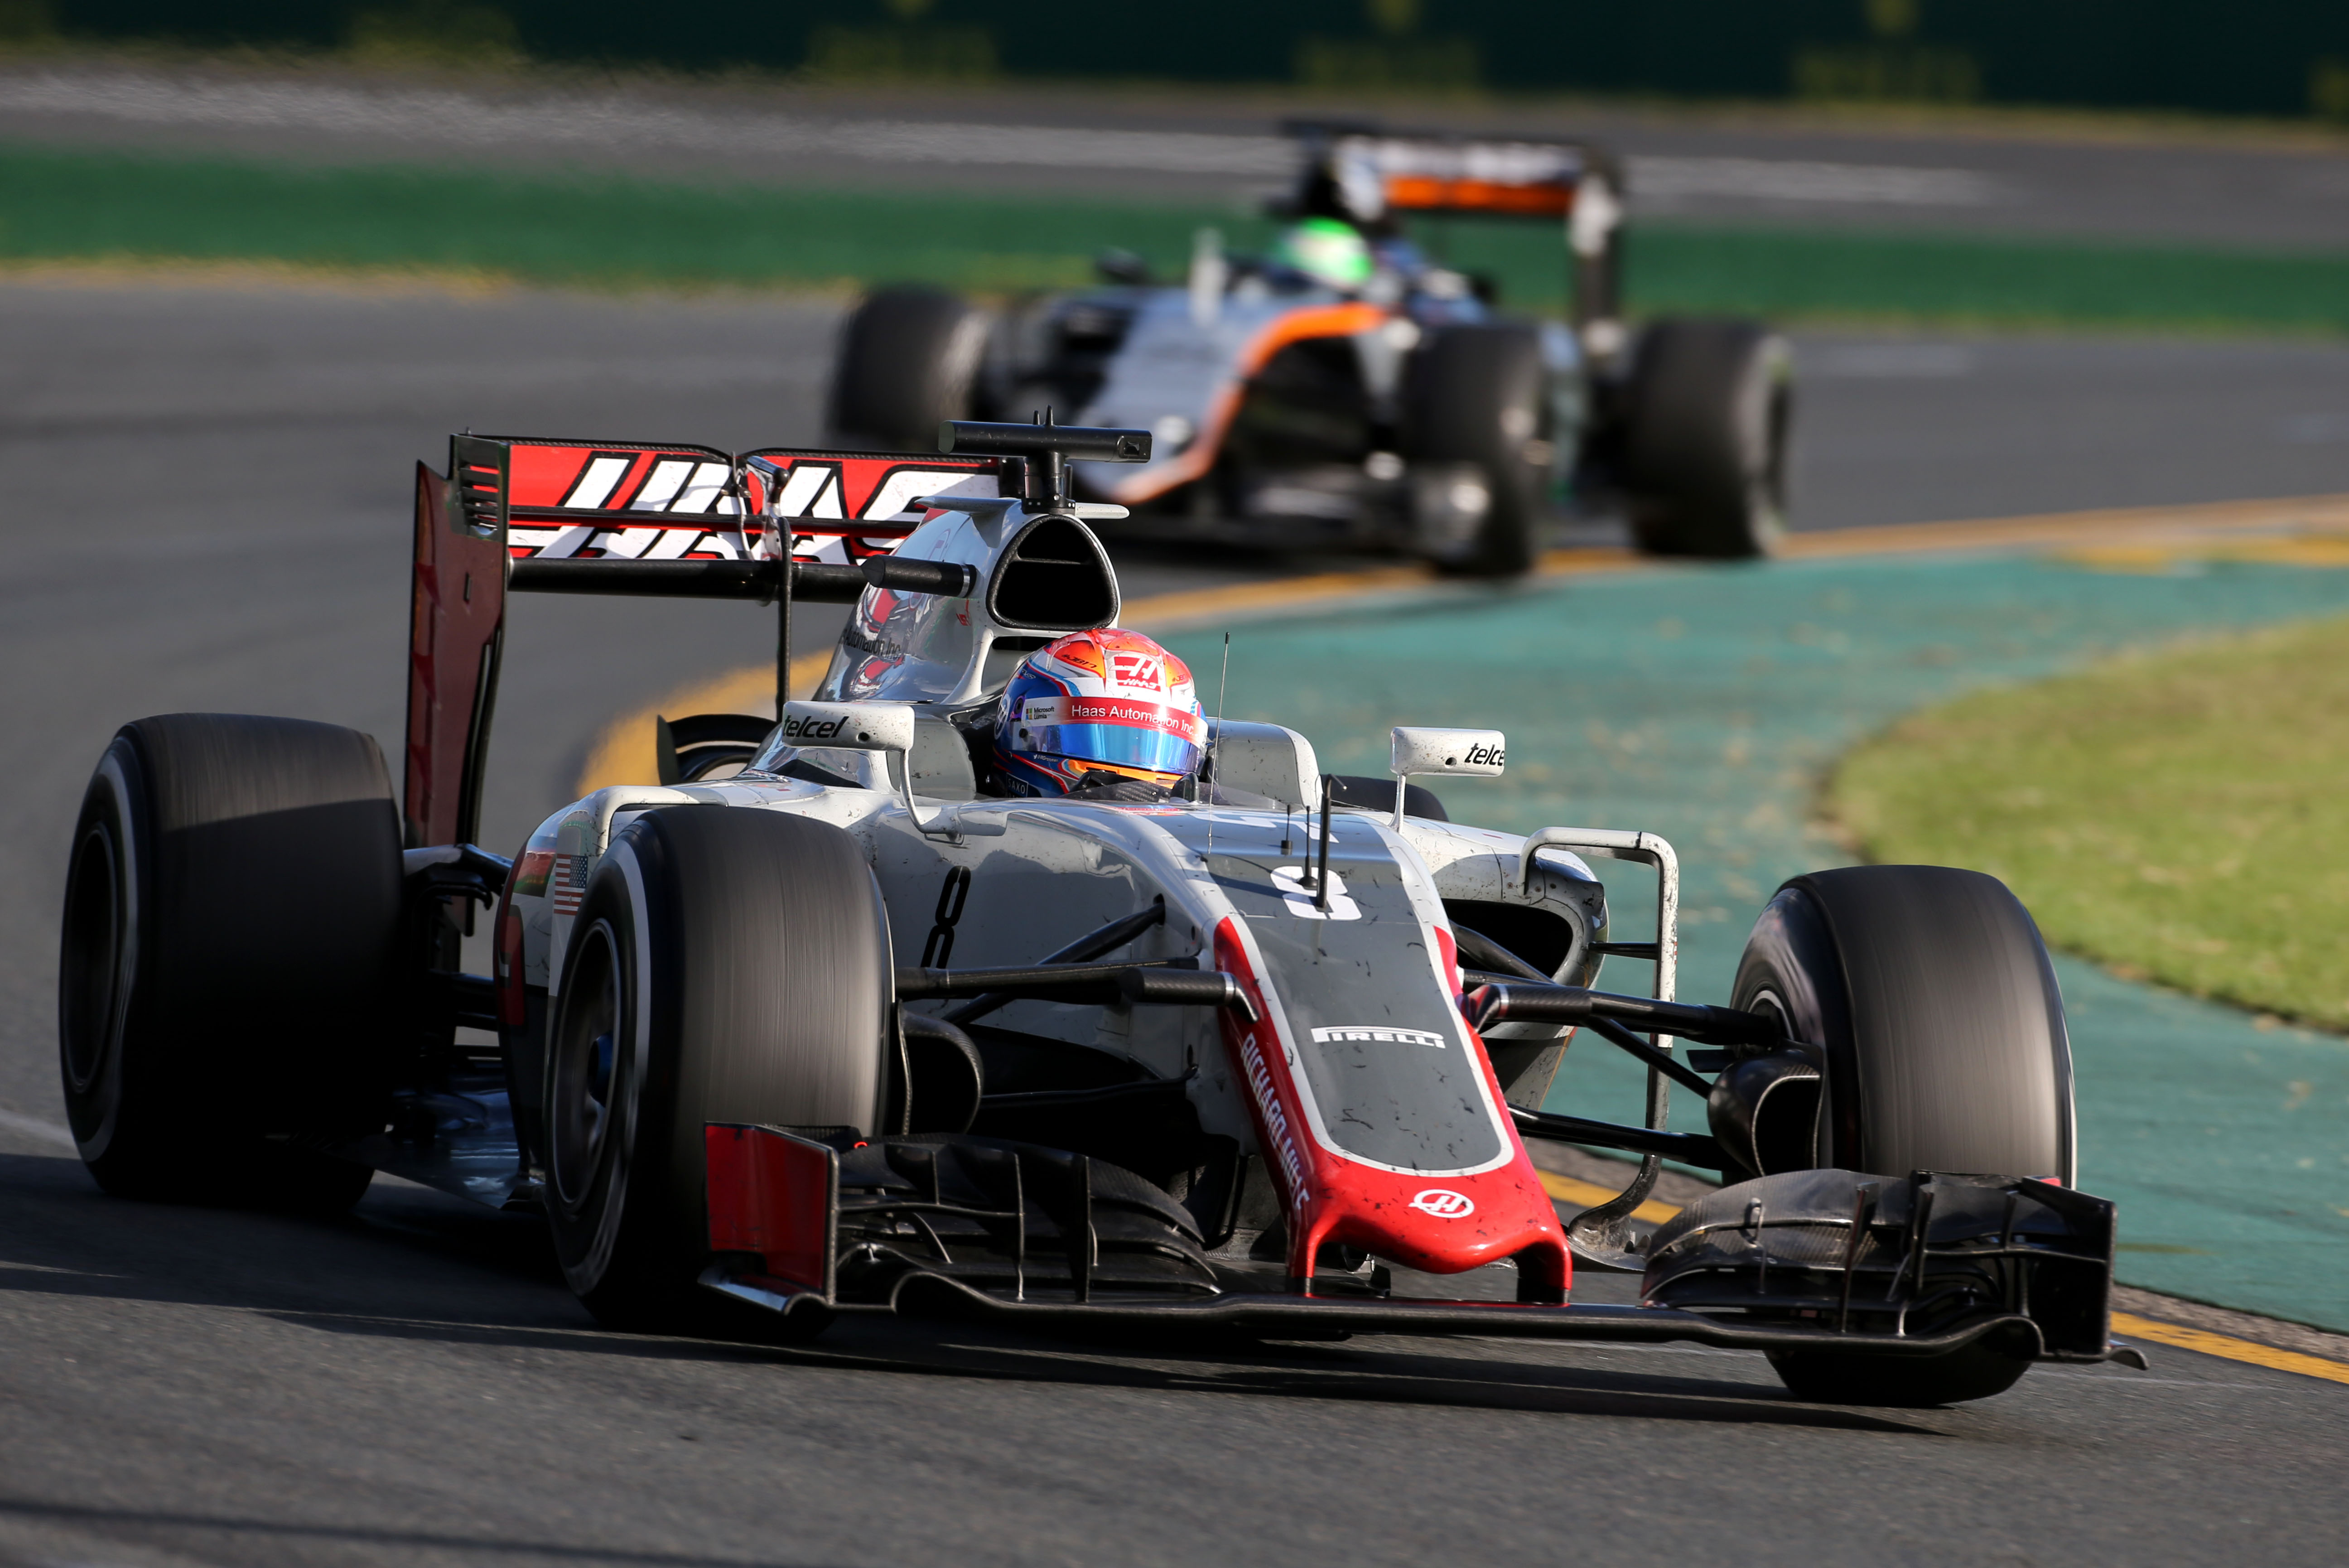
551, 853, 586, 916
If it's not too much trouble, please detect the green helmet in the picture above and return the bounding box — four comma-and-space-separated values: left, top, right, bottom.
1273, 217, 1374, 291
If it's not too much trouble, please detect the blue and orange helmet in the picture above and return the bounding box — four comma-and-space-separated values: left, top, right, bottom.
992, 629, 1206, 796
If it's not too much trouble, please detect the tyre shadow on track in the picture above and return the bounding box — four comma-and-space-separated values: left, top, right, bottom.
0, 1153, 1928, 1436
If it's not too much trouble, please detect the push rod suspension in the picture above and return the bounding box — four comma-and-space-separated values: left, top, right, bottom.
1508, 1106, 1730, 1170
941, 898, 1167, 1027
899, 962, 1255, 1019
1583, 1017, 1715, 1100
1467, 982, 1782, 1049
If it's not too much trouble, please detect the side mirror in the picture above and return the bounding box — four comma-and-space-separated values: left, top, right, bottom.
779, 700, 915, 754
779, 701, 956, 840
1389, 725, 1505, 826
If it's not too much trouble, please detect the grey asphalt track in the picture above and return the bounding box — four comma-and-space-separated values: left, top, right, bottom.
1789, 333, 2349, 527
7, 61, 2349, 250
3, 280, 2347, 1567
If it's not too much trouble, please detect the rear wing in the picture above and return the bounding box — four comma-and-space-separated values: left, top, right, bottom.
402, 433, 1007, 849
492, 436, 1004, 567
1287, 124, 1623, 345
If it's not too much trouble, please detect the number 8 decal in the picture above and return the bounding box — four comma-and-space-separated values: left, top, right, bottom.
921, 865, 972, 965
1269, 865, 1361, 920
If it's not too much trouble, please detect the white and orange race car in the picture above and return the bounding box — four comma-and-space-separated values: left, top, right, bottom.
827, 124, 1792, 575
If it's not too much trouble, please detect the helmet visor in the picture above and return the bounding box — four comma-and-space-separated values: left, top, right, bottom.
1014, 695, 1205, 779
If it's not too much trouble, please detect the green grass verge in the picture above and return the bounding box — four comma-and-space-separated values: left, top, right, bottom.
0, 143, 1250, 293
5, 140, 2349, 331
1830, 615, 2349, 1029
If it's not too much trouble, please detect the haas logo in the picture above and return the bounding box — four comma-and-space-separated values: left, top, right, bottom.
1409, 1189, 1475, 1219
1109, 652, 1163, 690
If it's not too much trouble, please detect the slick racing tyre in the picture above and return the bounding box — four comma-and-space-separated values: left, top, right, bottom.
827, 285, 991, 450
59, 714, 401, 1213
1402, 323, 1548, 578
1620, 318, 1790, 558
1732, 865, 2073, 1182
1731, 864, 2073, 1406
545, 806, 892, 1334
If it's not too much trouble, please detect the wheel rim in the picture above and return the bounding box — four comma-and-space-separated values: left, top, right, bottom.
549, 920, 624, 1209
59, 822, 121, 1096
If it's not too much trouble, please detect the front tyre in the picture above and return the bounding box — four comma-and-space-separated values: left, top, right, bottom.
1732, 864, 2073, 1182
1732, 864, 2072, 1407
545, 806, 892, 1333
1402, 323, 1548, 578
1620, 318, 1790, 558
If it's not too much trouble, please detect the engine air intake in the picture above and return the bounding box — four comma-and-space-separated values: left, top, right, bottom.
988, 515, 1119, 632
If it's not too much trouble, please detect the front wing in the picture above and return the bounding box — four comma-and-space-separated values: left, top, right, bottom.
701, 1125, 2144, 1366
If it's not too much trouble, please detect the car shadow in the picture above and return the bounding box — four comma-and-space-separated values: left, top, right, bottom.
0, 1151, 1929, 1436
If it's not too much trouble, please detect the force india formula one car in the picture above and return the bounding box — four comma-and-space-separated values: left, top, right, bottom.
58, 419, 2139, 1408
827, 124, 1792, 578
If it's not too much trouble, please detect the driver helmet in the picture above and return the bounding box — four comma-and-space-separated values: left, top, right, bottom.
1271, 217, 1375, 293
992, 629, 1206, 797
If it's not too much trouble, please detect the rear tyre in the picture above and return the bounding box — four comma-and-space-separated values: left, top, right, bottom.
827, 285, 991, 450
1402, 323, 1547, 578
1732, 864, 2073, 1406
545, 806, 892, 1334
59, 714, 401, 1212
1620, 318, 1790, 558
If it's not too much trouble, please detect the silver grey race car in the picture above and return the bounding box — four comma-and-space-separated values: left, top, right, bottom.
57, 419, 2139, 1408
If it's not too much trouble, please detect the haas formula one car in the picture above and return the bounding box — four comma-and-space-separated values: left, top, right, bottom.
828, 124, 1792, 577
59, 419, 2136, 1408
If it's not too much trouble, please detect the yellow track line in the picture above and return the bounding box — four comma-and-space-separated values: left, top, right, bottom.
1537, 1168, 1685, 1228
575, 653, 828, 796
574, 572, 1456, 794
1775, 491, 2349, 561
574, 491, 2349, 794
577, 548, 1663, 792
2109, 1313, 2349, 1386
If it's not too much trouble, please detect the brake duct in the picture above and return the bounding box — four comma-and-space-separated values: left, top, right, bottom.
1706, 1049, 1824, 1179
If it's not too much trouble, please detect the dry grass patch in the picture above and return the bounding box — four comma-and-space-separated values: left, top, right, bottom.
1831, 614, 2349, 1028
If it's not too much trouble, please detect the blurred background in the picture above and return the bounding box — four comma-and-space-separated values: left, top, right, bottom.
3, 0, 2348, 1327
16, 0, 2349, 116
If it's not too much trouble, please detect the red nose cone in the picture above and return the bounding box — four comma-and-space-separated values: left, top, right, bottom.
1215, 917, 1570, 1300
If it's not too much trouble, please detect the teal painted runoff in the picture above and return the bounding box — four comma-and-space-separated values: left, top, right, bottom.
1162, 552, 2349, 1332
